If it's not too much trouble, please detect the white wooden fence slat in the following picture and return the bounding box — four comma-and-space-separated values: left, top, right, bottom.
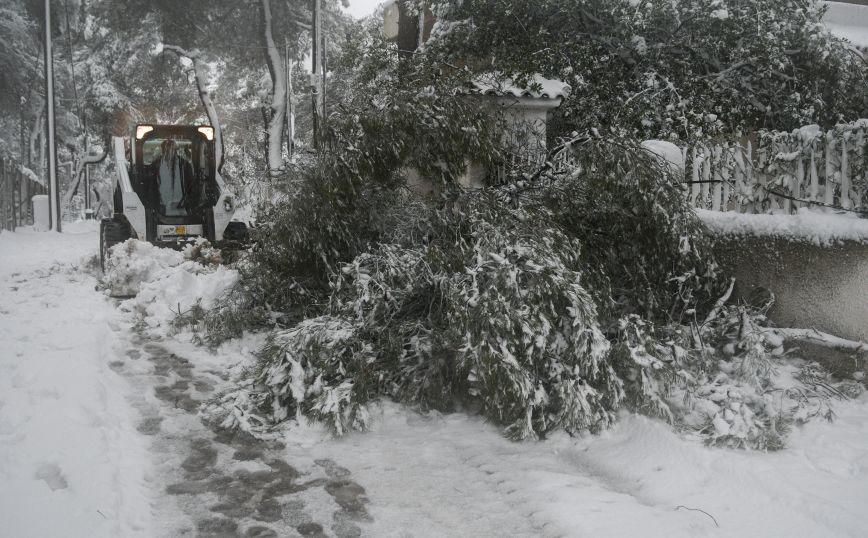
841, 133, 851, 209
701, 149, 711, 209
794, 150, 804, 212
733, 144, 745, 213
721, 146, 732, 211
825, 133, 835, 207
711, 147, 722, 211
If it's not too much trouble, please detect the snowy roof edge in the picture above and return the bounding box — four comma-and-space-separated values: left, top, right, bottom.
468, 73, 572, 100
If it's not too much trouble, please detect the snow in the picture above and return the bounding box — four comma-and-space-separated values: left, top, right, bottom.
103, 240, 186, 297
282, 400, 868, 537
104, 238, 238, 337
642, 139, 685, 174
823, 1, 868, 48
2, 224, 868, 537
470, 73, 572, 100
0, 223, 153, 538
697, 207, 868, 246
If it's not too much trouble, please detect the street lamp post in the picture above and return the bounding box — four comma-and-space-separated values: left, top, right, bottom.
44, 0, 61, 232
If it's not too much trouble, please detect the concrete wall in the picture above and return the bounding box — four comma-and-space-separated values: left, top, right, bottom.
713, 235, 868, 342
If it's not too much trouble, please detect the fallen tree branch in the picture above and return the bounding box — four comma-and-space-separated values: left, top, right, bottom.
703, 277, 735, 326
761, 327, 868, 354
675, 505, 719, 527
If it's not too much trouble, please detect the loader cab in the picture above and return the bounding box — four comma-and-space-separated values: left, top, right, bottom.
128, 124, 220, 242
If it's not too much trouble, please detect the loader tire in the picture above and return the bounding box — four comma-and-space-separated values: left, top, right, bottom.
100, 218, 131, 272
223, 221, 249, 241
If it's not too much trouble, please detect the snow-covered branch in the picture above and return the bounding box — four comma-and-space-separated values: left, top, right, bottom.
63, 149, 107, 205
703, 277, 735, 326
762, 327, 868, 354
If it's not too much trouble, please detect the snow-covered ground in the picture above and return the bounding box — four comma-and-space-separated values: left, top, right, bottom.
2, 224, 868, 537
0, 223, 152, 537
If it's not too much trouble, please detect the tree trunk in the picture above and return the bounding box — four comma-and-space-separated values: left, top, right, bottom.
29, 102, 45, 172
261, 0, 286, 176
161, 45, 225, 174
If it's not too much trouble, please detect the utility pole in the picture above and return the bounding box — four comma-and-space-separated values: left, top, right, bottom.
311, 0, 322, 148
83, 115, 89, 211
44, 0, 61, 232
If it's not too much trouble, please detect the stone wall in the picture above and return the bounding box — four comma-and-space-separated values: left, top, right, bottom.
712, 235, 868, 343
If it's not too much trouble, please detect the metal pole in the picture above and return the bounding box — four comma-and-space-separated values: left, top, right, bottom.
315, 0, 323, 122
311, 0, 319, 149
44, 0, 60, 232
285, 39, 293, 159
83, 115, 89, 210
321, 28, 327, 127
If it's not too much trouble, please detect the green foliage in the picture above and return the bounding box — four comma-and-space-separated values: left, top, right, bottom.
230, 196, 621, 439
426, 0, 868, 140
198, 1, 858, 448
536, 139, 723, 323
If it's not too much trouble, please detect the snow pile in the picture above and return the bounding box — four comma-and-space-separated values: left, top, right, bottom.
104, 239, 238, 336
122, 261, 238, 336
103, 240, 186, 296
641, 139, 685, 174
697, 207, 868, 245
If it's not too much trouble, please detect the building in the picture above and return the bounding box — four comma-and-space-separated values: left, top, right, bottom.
382, 1, 570, 190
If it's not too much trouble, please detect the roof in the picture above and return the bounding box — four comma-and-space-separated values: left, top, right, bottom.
468, 73, 571, 100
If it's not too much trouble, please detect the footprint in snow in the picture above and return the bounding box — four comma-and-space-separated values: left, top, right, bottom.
34, 463, 68, 491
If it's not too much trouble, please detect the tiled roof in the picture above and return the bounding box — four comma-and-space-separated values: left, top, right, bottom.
468, 73, 571, 100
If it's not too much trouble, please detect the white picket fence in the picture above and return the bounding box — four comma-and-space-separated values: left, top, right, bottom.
686, 120, 868, 213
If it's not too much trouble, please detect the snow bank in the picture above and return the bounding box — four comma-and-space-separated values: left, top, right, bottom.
103, 240, 186, 297
121, 261, 238, 336
697, 208, 868, 245
641, 139, 685, 174
105, 239, 238, 336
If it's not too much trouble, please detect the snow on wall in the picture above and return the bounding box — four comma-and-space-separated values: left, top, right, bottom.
698, 208, 868, 246
705, 210, 868, 342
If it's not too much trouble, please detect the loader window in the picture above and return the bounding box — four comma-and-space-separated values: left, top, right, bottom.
141, 136, 215, 216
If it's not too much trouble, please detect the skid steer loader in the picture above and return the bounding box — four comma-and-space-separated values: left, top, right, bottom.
100, 124, 248, 269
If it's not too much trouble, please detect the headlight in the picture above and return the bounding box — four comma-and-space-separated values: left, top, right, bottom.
135, 125, 154, 139
223, 197, 234, 212
198, 126, 214, 140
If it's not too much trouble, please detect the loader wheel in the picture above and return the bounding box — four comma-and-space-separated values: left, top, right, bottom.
223, 221, 249, 241
100, 219, 131, 272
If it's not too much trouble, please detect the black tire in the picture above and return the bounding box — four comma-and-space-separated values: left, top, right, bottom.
223, 221, 249, 241
100, 218, 131, 272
